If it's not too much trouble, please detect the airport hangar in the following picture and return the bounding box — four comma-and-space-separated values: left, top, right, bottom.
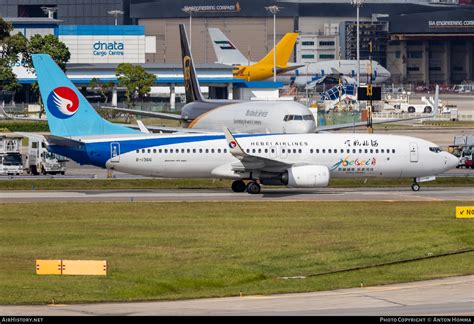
1, 0, 474, 91
5, 20, 280, 105
129, 0, 474, 85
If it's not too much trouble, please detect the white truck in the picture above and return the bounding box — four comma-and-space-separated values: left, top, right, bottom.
389, 86, 448, 114
393, 95, 438, 113
0, 135, 24, 175
25, 137, 67, 175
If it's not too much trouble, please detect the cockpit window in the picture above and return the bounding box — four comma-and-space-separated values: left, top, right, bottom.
284, 114, 315, 121
429, 147, 441, 153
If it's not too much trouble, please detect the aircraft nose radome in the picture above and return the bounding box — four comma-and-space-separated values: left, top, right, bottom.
306, 122, 317, 133
447, 153, 460, 169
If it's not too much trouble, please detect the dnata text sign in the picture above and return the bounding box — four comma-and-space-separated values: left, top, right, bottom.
60, 35, 145, 63
93, 41, 125, 57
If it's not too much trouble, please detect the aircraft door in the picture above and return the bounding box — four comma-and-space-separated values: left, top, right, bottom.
110, 142, 120, 163
280, 147, 288, 159
409, 143, 418, 163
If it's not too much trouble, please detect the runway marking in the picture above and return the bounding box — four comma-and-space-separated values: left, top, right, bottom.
240, 295, 273, 300
363, 278, 474, 293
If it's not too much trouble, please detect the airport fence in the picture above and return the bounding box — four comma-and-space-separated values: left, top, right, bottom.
373, 112, 474, 122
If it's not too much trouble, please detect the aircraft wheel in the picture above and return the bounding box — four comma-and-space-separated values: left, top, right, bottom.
231, 180, 247, 193
411, 183, 420, 192
246, 182, 261, 195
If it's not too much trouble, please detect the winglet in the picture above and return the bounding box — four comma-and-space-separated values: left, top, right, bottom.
223, 128, 246, 159
137, 120, 151, 134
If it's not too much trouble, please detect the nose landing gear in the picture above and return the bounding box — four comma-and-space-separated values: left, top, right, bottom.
411, 178, 420, 192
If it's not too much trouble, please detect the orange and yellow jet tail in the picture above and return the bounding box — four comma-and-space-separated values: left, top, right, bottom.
209, 28, 301, 81
234, 32, 301, 81
258, 32, 298, 68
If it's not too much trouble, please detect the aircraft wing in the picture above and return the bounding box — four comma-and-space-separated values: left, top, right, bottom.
122, 123, 218, 134
305, 75, 357, 90
0, 105, 47, 122
304, 76, 333, 89
315, 115, 435, 132
223, 128, 292, 171
99, 106, 182, 120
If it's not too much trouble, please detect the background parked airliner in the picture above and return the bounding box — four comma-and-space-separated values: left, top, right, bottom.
107, 24, 316, 134
30, 53, 458, 195
107, 24, 420, 135
209, 27, 303, 81
289, 60, 392, 89
207, 27, 391, 88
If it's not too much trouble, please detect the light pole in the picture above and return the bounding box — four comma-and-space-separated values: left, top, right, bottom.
182, 6, 197, 52
108, 10, 124, 26
351, 0, 363, 88
265, 5, 281, 82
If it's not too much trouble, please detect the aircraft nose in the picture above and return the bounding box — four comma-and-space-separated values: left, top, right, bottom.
446, 153, 459, 169
306, 121, 317, 133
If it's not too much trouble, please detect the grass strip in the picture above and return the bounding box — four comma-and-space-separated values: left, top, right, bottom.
0, 201, 472, 304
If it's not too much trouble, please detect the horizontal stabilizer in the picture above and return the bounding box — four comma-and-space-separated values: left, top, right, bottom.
44, 135, 84, 148
276, 64, 305, 74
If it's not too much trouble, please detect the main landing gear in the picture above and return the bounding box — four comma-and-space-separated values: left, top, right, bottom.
411, 178, 420, 192
231, 180, 247, 193
246, 181, 261, 195
231, 180, 261, 194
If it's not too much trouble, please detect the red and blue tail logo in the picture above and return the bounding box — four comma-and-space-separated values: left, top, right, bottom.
47, 87, 79, 119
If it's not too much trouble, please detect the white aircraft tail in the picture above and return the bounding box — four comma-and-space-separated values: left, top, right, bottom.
208, 28, 248, 66
434, 84, 439, 117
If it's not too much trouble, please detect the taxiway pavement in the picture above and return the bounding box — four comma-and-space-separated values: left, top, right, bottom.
0, 186, 472, 203
1, 275, 472, 316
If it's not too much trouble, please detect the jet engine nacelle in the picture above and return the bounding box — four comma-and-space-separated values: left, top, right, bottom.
284, 165, 330, 188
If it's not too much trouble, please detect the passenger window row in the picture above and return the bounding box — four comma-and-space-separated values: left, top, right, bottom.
135, 147, 396, 155
310, 148, 396, 154
137, 148, 228, 154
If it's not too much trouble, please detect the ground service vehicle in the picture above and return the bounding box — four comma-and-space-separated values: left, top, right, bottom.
449, 135, 473, 169
25, 138, 67, 175
0, 135, 24, 175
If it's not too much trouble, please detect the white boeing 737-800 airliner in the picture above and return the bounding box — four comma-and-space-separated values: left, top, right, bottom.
30, 54, 459, 194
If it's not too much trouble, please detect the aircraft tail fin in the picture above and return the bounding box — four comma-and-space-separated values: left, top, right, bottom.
179, 24, 205, 103
32, 54, 138, 137
258, 32, 298, 68
208, 28, 248, 65
434, 84, 440, 117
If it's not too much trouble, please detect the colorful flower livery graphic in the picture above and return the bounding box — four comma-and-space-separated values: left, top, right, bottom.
47, 86, 79, 119
331, 156, 377, 172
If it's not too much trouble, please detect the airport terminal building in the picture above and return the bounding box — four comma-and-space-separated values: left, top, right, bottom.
1, 0, 474, 86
